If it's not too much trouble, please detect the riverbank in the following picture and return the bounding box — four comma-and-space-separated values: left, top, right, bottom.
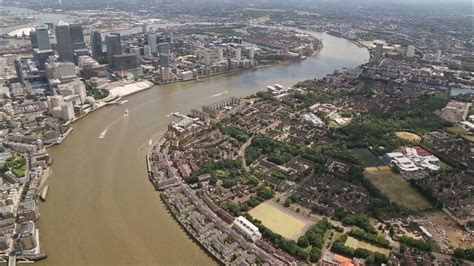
108, 80, 154, 97
153, 59, 300, 86
160, 193, 225, 265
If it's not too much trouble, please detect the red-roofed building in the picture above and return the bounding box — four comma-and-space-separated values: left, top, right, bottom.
322, 251, 365, 266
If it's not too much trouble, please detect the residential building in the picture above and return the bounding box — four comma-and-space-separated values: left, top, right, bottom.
232, 216, 262, 242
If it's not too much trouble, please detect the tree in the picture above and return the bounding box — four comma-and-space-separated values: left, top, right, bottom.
309, 247, 322, 263
284, 197, 293, 207
297, 235, 309, 248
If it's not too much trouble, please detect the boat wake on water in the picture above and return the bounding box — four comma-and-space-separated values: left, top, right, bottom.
98, 128, 108, 139
209, 90, 228, 98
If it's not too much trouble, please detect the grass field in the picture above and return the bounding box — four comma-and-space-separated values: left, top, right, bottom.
351, 148, 384, 167
248, 200, 315, 240
364, 167, 432, 210
345, 236, 391, 256
395, 131, 421, 142
445, 126, 468, 135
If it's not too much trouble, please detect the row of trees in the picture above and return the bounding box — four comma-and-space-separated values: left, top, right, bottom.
297, 219, 332, 262
399, 236, 433, 252
453, 248, 474, 262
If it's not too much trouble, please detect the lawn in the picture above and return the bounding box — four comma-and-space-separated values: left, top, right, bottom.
248, 200, 315, 240
394, 131, 421, 142
445, 126, 468, 135
364, 167, 432, 211
345, 236, 391, 256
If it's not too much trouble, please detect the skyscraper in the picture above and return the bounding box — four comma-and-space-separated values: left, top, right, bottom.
218, 49, 224, 62
55, 22, 74, 62
30, 31, 38, 49
35, 26, 51, 50
235, 48, 241, 62
70, 24, 85, 50
248, 46, 255, 61
406, 45, 415, 58
105, 33, 122, 67
374, 43, 383, 61
90, 30, 103, 59
158, 42, 171, 68
30, 26, 51, 50
147, 34, 157, 54
436, 49, 442, 62
14, 58, 25, 84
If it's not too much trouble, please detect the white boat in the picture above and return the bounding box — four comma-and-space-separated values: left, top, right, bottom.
98, 129, 108, 139
124, 108, 129, 115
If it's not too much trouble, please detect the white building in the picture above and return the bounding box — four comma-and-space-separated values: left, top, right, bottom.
218, 49, 224, 62
148, 34, 157, 54
248, 46, 255, 61
60, 102, 75, 121
143, 45, 151, 57
232, 216, 261, 242
45, 61, 76, 81
302, 113, 325, 127
436, 49, 442, 62
235, 48, 241, 62
58, 79, 87, 103
406, 45, 415, 58
180, 70, 194, 81
131, 47, 140, 58
386, 152, 419, 172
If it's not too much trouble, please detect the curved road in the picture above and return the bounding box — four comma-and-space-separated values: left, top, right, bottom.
37, 32, 369, 265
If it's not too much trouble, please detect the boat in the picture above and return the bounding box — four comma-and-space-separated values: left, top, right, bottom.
196, 78, 203, 82
124, 108, 129, 116
40, 185, 49, 201
98, 129, 108, 139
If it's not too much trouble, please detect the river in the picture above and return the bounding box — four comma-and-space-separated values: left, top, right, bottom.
21, 28, 367, 265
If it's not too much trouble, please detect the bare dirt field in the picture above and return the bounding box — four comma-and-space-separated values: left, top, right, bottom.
414, 211, 474, 251
249, 200, 315, 240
